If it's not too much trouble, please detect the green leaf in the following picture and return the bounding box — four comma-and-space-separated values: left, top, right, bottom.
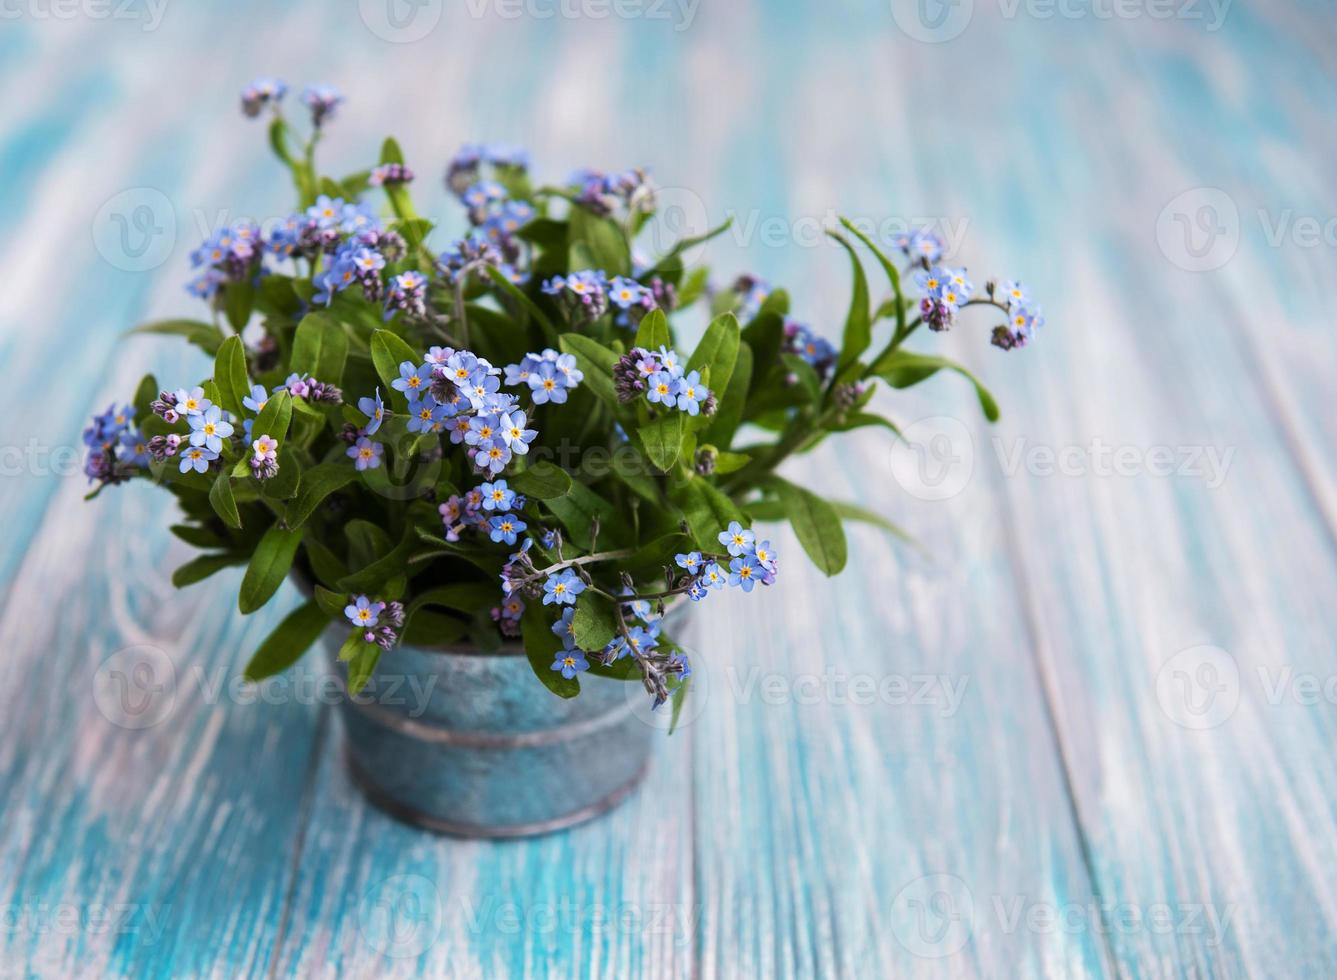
253, 390, 293, 444
222, 278, 255, 332
484, 264, 557, 339
208, 474, 242, 530
285, 462, 357, 529
171, 553, 242, 588
839, 217, 906, 339
568, 204, 630, 276
572, 592, 617, 651
313, 584, 348, 619
128, 318, 225, 356
346, 644, 382, 695
407, 582, 498, 617
830, 501, 916, 546
825, 411, 901, 436
544, 483, 618, 550
677, 478, 744, 551
290, 312, 349, 384
522, 602, 579, 699
638, 411, 686, 472
770, 477, 847, 575
669, 677, 691, 735
268, 117, 296, 166
345, 519, 392, 569
711, 450, 751, 474
169, 523, 226, 549
337, 527, 416, 594
634, 307, 671, 351
703, 341, 751, 450
132, 373, 159, 420
242, 601, 330, 682
305, 537, 348, 587
869, 350, 1000, 422
558, 333, 620, 409
239, 525, 304, 614
687, 312, 740, 395
262, 448, 302, 500
827, 229, 871, 373
337, 631, 365, 662
369, 329, 423, 408
214, 334, 250, 418
510, 460, 572, 500
380, 136, 405, 165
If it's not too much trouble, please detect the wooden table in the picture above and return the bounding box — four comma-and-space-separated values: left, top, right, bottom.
3, 2, 1335, 976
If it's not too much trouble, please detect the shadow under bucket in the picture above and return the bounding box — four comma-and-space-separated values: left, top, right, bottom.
324, 631, 657, 838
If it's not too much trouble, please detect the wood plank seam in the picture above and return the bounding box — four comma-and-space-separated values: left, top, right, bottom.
265, 702, 333, 980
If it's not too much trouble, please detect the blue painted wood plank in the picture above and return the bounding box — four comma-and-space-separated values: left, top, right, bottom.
886, 8, 1337, 976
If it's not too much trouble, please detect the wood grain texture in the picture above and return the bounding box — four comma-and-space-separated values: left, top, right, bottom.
2, 1, 1335, 977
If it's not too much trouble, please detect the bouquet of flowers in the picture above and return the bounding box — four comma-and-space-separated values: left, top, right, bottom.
84, 78, 1042, 721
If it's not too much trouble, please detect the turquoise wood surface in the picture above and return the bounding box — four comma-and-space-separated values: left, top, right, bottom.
2, 2, 1335, 977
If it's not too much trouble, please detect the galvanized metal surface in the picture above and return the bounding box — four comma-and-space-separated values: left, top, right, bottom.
325, 631, 656, 838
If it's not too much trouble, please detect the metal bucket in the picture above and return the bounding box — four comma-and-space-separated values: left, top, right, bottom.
323, 632, 657, 838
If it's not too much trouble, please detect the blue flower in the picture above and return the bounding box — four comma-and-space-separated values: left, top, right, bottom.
675, 551, 703, 573
551, 650, 589, 680
675, 370, 709, 416
498, 410, 537, 454
646, 371, 679, 407
178, 445, 217, 474
656, 346, 683, 378
344, 595, 385, 628
392, 361, 432, 401
240, 77, 286, 117
476, 438, 513, 474
1000, 280, 1031, 308
718, 520, 755, 557
173, 386, 211, 417
358, 388, 385, 435
188, 405, 234, 453
465, 414, 500, 447
347, 437, 383, 471
608, 276, 648, 309
728, 554, 762, 592
552, 608, 577, 650
406, 398, 448, 434
753, 539, 779, 573
554, 353, 583, 388
302, 84, 343, 127
898, 228, 943, 263
307, 194, 344, 229
700, 561, 726, 590
542, 570, 586, 606
488, 513, 526, 546
463, 369, 502, 410
118, 430, 149, 467
480, 480, 516, 511
528, 363, 568, 405
237, 385, 269, 417
687, 581, 709, 602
